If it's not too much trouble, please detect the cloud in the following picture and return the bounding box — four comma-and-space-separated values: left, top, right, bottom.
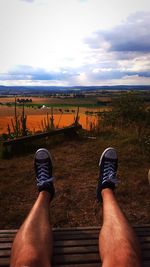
80, 11, 150, 84
1, 12, 150, 86
20, 0, 34, 3
0, 65, 79, 81
78, 0, 88, 3
1, 64, 150, 86
85, 12, 150, 53
88, 69, 150, 80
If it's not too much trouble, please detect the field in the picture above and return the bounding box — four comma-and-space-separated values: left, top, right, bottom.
0, 96, 101, 108
0, 96, 110, 134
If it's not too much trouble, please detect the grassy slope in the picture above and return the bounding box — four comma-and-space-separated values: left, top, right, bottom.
0, 132, 150, 229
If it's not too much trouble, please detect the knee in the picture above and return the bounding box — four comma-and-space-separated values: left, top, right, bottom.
118, 243, 141, 267
11, 258, 39, 267
102, 248, 141, 267
10, 249, 51, 267
11, 257, 51, 267
120, 250, 141, 267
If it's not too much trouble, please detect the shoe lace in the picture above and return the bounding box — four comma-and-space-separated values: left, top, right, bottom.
36, 162, 54, 182
103, 161, 118, 184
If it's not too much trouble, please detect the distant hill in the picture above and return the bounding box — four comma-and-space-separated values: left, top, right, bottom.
0, 85, 150, 95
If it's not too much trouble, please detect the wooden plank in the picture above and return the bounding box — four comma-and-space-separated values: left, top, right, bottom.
0, 226, 150, 235
142, 250, 150, 259
54, 246, 98, 255
54, 233, 98, 240
138, 239, 150, 243
141, 243, 150, 249
0, 243, 12, 249
0, 259, 102, 267
55, 246, 150, 255
1, 239, 98, 247
0, 234, 16, 238
0, 231, 99, 238
0, 236, 150, 246
0, 235, 150, 243
53, 225, 150, 230
0, 255, 99, 267
53, 232, 150, 238
0, 258, 9, 267
2, 125, 82, 146
1, 245, 150, 258
53, 264, 101, 267
51, 239, 98, 247
0, 257, 149, 267
54, 230, 99, 235
133, 225, 150, 228
0, 230, 17, 234
52, 253, 100, 265
0, 225, 150, 232
0, 229, 150, 241
53, 227, 101, 231
0, 246, 99, 257
0, 236, 88, 242
0, 251, 10, 257
0, 241, 150, 249
143, 262, 150, 267
0, 238, 14, 242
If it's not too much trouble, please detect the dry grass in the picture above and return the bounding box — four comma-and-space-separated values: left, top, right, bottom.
0, 133, 150, 229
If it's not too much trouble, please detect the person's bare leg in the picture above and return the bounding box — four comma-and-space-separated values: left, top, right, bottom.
99, 189, 141, 267
96, 148, 141, 267
10, 191, 53, 267
11, 148, 55, 267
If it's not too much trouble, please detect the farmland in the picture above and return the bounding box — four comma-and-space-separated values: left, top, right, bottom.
1, 89, 150, 136
0, 96, 110, 134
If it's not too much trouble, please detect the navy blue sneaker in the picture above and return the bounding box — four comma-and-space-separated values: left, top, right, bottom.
96, 147, 118, 202
34, 148, 55, 200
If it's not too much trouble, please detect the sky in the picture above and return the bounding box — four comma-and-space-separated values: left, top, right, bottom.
0, 0, 150, 86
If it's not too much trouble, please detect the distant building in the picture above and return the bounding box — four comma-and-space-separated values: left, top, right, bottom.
41, 105, 47, 109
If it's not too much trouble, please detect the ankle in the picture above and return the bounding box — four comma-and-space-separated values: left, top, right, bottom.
101, 188, 114, 198
39, 191, 52, 202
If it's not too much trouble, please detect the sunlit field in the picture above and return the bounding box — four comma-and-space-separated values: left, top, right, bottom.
0, 113, 99, 133
0, 97, 109, 134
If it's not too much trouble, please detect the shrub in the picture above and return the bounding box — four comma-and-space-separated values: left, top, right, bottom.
101, 93, 150, 137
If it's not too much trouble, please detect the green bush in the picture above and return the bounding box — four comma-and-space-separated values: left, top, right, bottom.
102, 93, 150, 137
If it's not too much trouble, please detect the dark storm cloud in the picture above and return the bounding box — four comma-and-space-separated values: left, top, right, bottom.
85, 12, 150, 53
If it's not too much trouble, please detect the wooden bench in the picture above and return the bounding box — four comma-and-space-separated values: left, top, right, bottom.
0, 226, 150, 267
